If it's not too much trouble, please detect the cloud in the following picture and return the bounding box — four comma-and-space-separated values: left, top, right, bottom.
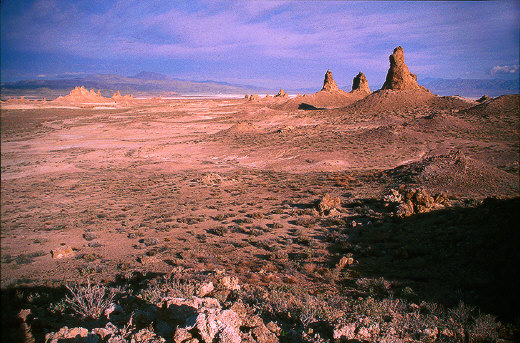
1, 0, 518, 83
491, 65, 519, 75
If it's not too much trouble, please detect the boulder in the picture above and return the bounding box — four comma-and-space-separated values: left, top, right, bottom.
51, 246, 74, 259
197, 282, 214, 298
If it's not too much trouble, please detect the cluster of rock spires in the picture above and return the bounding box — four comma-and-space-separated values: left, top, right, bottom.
51, 86, 134, 104
249, 46, 430, 109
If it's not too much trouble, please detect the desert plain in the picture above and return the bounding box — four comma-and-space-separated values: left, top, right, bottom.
1, 49, 519, 342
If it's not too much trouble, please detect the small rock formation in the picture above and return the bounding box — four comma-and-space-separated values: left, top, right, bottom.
50, 246, 74, 259
351, 71, 371, 94
4, 96, 32, 104
244, 94, 249, 99
316, 194, 341, 215
274, 89, 288, 98
382, 46, 426, 91
338, 256, 355, 269
321, 69, 338, 91
249, 94, 259, 101
384, 188, 448, 217
112, 90, 134, 102
477, 95, 491, 103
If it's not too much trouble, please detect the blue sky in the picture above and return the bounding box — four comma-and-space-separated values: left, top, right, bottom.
1, 0, 519, 89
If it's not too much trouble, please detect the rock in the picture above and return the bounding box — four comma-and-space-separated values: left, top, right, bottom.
392, 188, 447, 217
351, 71, 371, 94
383, 189, 403, 203
265, 321, 282, 335
104, 303, 126, 323
130, 328, 166, 343
51, 245, 74, 259
316, 193, 341, 215
45, 327, 90, 343
333, 323, 356, 340
249, 94, 259, 101
219, 276, 240, 291
244, 94, 249, 99
396, 200, 414, 218
218, 326, 242, 343
477, 95, 490, 103
321, 70, 338, 92
251, 324, 278, 343
338, 256, 354, 269
173, 327, 193, 343
164, 297, 242, 343
53, 86, 113, 104
192, 311, 220, 343
198, 282, 214, 297
275, 89, 288, 98
382, 46, 427, 91
93, 328, 113, 340
217, 309, 242, 329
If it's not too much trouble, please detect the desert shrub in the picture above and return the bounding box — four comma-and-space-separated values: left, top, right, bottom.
208, 226, 228, 236
355, 277, 392, 296
468, 314, 500, 342
65, 280, 117, 319
247, 212, 264, 219
295, 217, 317, 228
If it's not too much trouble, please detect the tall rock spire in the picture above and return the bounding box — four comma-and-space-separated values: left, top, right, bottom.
382, 46, 425, 90
322, 69, 338, 91
351, 72, 371, 94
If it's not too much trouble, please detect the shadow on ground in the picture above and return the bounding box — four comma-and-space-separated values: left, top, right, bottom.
342, 197, 520, 322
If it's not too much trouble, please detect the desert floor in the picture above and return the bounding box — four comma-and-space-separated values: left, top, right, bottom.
1, 96, 519, 337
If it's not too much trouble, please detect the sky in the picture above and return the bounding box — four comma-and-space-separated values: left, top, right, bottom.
1, 0, 519, 89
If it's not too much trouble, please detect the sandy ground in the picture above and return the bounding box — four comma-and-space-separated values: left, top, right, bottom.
1, 96, 518, 297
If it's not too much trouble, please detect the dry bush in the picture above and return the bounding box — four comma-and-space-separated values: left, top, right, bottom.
65, 279, 117, 319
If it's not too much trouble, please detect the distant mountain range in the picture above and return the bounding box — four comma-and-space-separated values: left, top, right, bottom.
420, 77, 519, 98
1, 72, 518, 99
0, 72, 270, 99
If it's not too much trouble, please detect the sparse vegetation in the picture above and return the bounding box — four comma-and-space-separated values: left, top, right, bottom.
64, 279, 117, 319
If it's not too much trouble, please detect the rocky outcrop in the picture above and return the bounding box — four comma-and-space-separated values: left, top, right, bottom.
274, 89, 288, 98
351, 71, 371, 94
249, 94, 259, 101
383, 188, 448, 217
321, 69, 338, 91
477, 95, 491, 103
50, 245, 74, 259
382, 47, 427, 91
112, 90, 134, 102
316, 193, 341, 215
53, 86, 113, 104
